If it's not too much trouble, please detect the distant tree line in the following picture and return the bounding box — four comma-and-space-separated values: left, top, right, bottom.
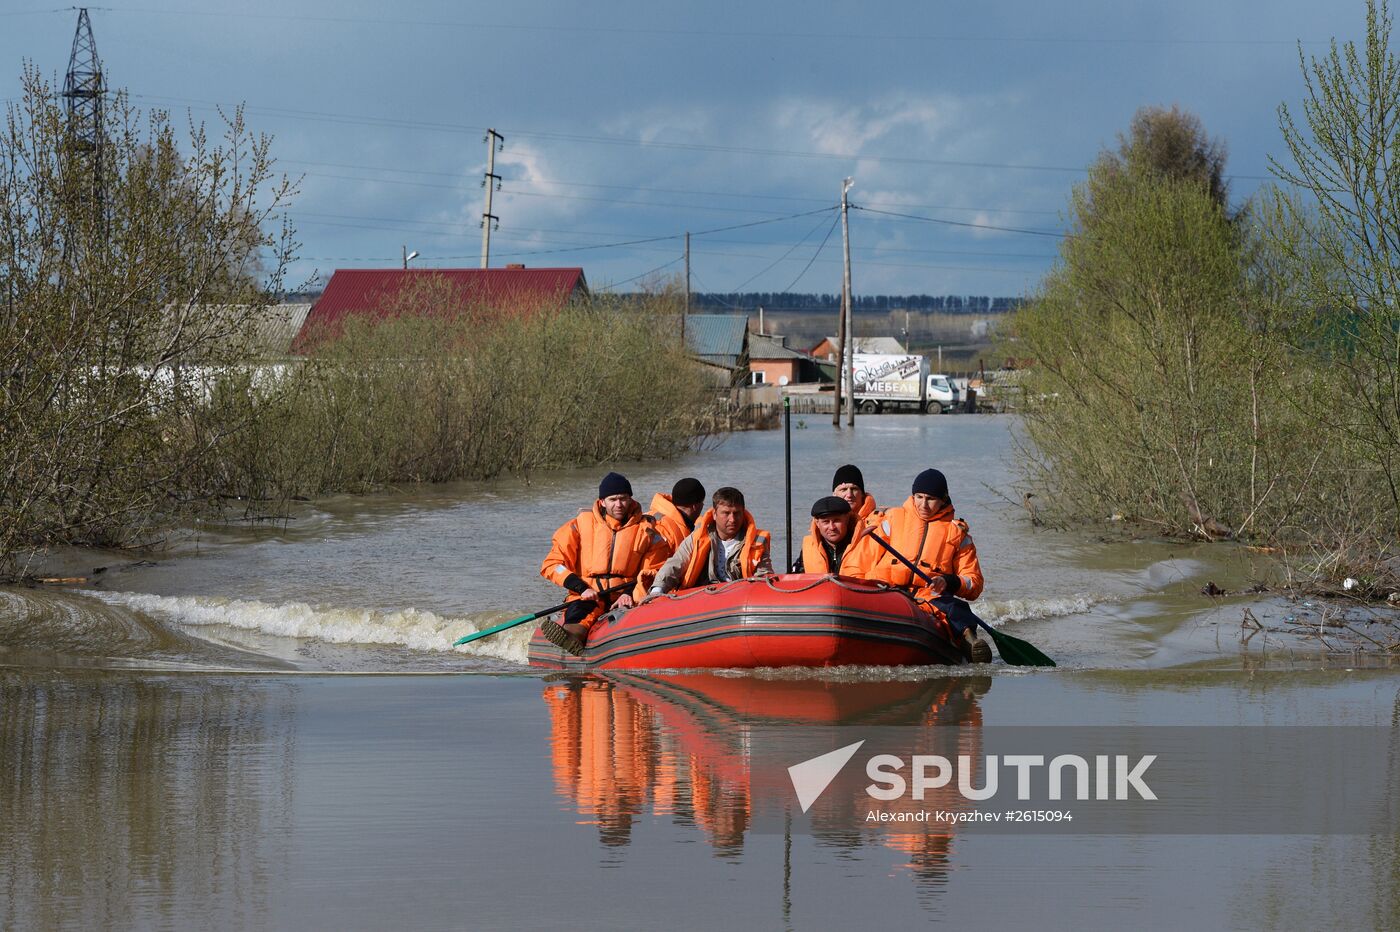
675, 294, 1024, 313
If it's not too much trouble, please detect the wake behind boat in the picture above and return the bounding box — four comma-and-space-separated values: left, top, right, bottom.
527, 573, 969, 670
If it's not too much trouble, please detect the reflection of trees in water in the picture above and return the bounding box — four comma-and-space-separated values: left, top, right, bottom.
0, 672, 297, 929
543, 673, 990, 891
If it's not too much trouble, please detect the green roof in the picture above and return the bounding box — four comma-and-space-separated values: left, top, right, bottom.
684, 314, 748, 367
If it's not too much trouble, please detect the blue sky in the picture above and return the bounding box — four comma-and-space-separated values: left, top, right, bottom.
0, 1, 1367, 298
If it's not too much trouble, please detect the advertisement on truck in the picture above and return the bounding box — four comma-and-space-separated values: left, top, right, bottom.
852, 353, 932, 413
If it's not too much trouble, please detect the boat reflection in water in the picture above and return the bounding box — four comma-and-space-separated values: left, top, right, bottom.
542, 672, 991, 885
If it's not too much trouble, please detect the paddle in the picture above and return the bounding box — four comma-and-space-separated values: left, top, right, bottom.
453, 582, 632, 647
866, 532, 1056, 667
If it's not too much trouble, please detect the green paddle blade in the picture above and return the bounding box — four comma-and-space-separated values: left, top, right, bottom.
454, 612, 535, 646
983, 624, 1056, 667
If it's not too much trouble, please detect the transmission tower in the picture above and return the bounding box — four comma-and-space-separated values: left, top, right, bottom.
63, 8, 106, 214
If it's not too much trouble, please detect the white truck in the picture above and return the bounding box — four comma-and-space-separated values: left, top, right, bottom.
850, 353, 948, 413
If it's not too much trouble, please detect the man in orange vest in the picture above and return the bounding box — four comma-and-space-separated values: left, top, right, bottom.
792, 495, 880, 575
647, 477, 706, 554
648, 487, 773, 594
866, 468, 991, 663
539, 472, 668, 655
831, 464, 878, 523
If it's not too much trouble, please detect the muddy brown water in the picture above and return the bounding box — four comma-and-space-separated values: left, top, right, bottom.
3, 416, 1397, 929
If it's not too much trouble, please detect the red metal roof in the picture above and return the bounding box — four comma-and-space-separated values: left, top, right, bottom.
295, 267, 588, 350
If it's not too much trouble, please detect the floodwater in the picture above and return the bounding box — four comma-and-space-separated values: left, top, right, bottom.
2, 416, 1397, 930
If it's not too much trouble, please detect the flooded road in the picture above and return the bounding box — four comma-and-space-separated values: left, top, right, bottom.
1, 416, 1328, 674
3, 416, 1396, 929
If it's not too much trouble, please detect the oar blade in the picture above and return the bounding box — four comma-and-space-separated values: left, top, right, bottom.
453, 612, 535, 646
985, 626, 1056, 667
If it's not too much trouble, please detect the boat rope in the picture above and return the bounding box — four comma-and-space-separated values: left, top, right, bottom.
645, 573, 927, 609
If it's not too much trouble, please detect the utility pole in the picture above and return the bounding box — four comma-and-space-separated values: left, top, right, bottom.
832, 281, 845, 427
480, 129, 503, 268
683, 232, 691, 343
841, 177, 856, 427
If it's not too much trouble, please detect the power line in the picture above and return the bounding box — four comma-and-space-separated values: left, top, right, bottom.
290, 166, 1069, 218
480, 206, 836, 258
285, 212, 1054, 269
596, 256, 685, 291
851, 204, 1065, 237
129, 92, 1277, 182
731, 211, 838, 292
779, 213, 841, 292
686, 271, 745, 309
102, 7, 1329, 47
284, 207, 1060, 255
281, 235, 1033, 275
127, 93, 1089, 175
275, 157, 1069, 215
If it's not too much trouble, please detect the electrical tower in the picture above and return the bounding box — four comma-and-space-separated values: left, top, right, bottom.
63, 8, 106, 214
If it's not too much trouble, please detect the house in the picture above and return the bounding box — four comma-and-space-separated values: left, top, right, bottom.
748, 333, 828, 386
250, 303, 313, 357
684, 314, 749, 385
293, 266, 588, 349
808, 335, 907, 360
175, 302, 313, 359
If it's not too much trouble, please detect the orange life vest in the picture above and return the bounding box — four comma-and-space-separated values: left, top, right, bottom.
867, 498, 984, 599
855, 493, 878, 523
679, 509, 771, 589
800, 520, 879, 576
647, 492, 692, 555
541, 500, 666, 599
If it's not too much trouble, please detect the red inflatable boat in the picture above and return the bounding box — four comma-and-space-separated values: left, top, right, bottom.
527, 573, 969, 670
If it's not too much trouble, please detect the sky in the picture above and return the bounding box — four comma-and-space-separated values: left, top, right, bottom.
0, 0, 1370, 299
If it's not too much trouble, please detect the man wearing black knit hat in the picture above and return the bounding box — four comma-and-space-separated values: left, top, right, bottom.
867, 468, 992, 663
539, 471, 668, 655
647, 477, 706, 554
831, 464, 878, 523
